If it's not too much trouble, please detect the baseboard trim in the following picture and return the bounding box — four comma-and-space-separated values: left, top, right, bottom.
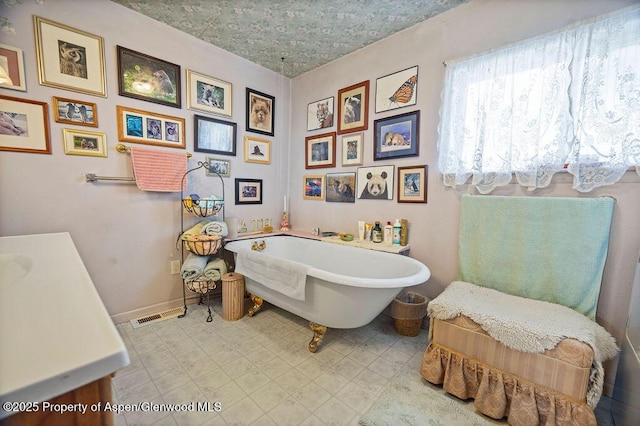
111, 295, 201, 324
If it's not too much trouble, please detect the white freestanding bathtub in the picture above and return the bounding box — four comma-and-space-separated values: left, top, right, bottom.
224, 235, 430, 351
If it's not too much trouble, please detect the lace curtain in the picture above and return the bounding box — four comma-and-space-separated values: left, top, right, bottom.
438, 6, 640, 193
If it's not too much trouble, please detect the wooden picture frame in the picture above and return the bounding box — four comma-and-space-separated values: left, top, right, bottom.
374, 110, 420, 161
244, 135, 270, 164
63, 128, 107, 157
305, 131, 336, 169
116, 105, 185, 149
303, 175, 325, 201
235, 178, 262, 205
341, 132, 364, 166
194, 114, 237, 156
33, 16, 106, 97
186, 69, 232, 117
53, 96, 98, 127
246, 88, 275, 136
375, 66, 418, 113
0, 95, 51, 154
337, 80, 369, 134
0, 44, 26, 91
326, 172, 356, 203
307, 96, 334, 131
397, 165, 428, 203
356, 165, 395, 200
117, 46, 181, 108
206, 157, 230, 177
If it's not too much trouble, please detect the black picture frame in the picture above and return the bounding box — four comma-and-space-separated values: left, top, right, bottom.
117, 46, 181, 108
194, 114, 237, 156
374, 110, 420, 161
246, 88, 275, 136
235, 178, 263, 205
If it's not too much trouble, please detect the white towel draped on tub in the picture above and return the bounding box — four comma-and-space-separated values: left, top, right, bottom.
235, 249, 310, 301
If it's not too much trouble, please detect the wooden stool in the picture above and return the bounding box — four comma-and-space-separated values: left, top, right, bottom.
222, 272, 245, 321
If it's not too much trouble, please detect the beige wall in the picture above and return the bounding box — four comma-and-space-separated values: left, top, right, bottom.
290, 0, 640, 395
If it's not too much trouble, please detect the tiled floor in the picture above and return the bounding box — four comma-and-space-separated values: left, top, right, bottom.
113, 299, 615, 425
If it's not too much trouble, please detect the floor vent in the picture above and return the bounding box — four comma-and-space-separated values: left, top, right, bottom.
130, 307, 183, 329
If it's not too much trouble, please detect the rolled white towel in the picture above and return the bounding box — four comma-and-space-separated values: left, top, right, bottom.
200, 220, 228, 237
202, 257, 228, 281
181, 253, 209, 281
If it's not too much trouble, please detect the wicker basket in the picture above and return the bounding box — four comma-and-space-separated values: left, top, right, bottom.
185, 279, 217, 295
183, 234, 222, 256
391, 291, 429, 337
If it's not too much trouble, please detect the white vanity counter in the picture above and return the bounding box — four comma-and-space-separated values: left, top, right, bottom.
0, 232, 129, 420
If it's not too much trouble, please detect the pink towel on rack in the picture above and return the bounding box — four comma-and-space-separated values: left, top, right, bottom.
130, 146, 187, 192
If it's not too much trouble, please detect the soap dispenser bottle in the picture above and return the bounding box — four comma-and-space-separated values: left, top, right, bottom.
392, 219, 402, 245
384, 221, 393, 244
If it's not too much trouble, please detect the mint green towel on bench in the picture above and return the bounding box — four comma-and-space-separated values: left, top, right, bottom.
458, 194, 614, 320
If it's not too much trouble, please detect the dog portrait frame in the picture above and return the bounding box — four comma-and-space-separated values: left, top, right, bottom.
337, 80, 369, 135
356, 165, 395, 200
0, 95, 50, 154
116, 105, 185, 149
117, 46, 181, 108
374, 110, 420, 161
62, 128, 107, 157
341, 132, 364, 166
235, 178, 262, 205
246, 88, 275, 136
326, 172, 356, 203
305, 131, 336, 169
397, 165, 428, 203
194, 114, 237, 156
303, 175, 325, 201
53, 96, 98, 127
375, 65, 418, 113
244, 135, 271, 164
307, 96, 334, 131
186, 69, 232, 117
0, 44, 26, 91
33, 16, 106, 97
206, 157, 230, 178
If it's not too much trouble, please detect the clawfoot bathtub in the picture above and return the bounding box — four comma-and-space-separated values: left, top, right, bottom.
224, 236, 430, 352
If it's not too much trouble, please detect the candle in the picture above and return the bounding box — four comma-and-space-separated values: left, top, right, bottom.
283, 196, 287, 212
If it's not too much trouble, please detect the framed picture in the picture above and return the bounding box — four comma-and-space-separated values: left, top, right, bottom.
326, 172, 356, 203
63, 128, 107, 157
337, 80, 369, 135
303, 175, 325, 201
398, 165, 428, 203
356, 165, 395, 200
305, 132, 336, 169
244, 135, 270, 164
33, 16, 106, 97
116, 105, 185, 149
0, 95, 51, 154
246, 88, 275, 136
235, 178, 262, 205
117, 46, 181, 108
0, 44, 26, 91
341, 132, 364, 166
53, 96, 98, 127
194, 114, 237, 156
375, 66, 418, 113
206, 157, 230, 177
186, 69, 232, 117
307, 96, 334, 131
374, 110, 420, 161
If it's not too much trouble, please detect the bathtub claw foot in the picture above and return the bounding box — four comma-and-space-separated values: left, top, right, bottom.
308, 322, 327, 353
247, 294, 263, 317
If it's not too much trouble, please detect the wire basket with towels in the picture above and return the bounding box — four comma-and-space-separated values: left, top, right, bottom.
182, 234, 222, 256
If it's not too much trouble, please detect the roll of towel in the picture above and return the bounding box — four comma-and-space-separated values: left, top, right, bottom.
181, 252, 209, 281
202, 257, 228, 281
182, 221, 207, 240
200, 220, 228, 237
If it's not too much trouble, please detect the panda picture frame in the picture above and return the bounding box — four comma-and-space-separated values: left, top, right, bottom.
356, 165, 395, 200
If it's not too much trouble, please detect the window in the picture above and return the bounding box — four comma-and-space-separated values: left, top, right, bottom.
437, 6, 640, 193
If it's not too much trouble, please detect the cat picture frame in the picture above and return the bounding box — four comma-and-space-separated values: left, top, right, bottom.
307, 96, 334, 131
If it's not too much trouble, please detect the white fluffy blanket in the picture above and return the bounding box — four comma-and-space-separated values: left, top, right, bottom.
428, 281, 619, 407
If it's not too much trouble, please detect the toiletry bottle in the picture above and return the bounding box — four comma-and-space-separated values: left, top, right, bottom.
372, 221, 383, 243
384, 221, 393, 244
393, 219, 402, 244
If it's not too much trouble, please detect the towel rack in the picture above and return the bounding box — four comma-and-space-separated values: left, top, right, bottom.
115, 143, 192, 158
85, 173, 135, 183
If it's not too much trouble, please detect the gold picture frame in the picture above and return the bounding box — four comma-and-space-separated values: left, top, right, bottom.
0, 95, 51, 154
33, 16, 106, 97
116, 105, 185, 149
53, 96, 98, 127
341, 132, 363, 166
186, 69, 232, 117
63, 128, 107, 157
303, 175, 325, 201
244, 135, 271, 164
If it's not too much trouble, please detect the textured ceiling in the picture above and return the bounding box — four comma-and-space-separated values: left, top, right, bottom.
111, 0, 468, 78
